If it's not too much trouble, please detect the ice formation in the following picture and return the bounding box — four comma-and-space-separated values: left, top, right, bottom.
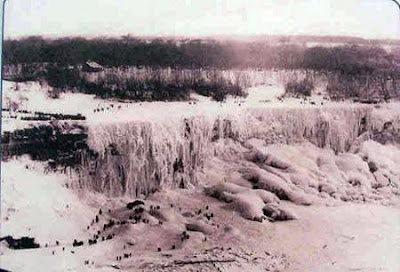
3, 79, 399, 200
76, 103, 400, 197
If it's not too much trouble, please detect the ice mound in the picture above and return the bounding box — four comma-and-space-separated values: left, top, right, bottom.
203, 137, 400, 222
263, 203, 298, 221
246, 140, 400, 205
205, 180, 284, 222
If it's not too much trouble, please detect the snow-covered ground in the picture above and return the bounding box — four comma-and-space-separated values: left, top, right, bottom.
0, 157, 97, 245
1, 79, 400, 271
2, 79, 353, 130
1, 152, 399, 272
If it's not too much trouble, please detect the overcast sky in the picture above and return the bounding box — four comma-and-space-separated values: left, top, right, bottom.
3, 0, 400, 39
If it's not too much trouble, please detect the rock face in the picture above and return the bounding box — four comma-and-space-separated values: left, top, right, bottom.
1, 124, 89, 178
72, 104, 400, 197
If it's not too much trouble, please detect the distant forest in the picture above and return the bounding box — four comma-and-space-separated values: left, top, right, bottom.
3, 36, 400, 101
4, 36, 400, 71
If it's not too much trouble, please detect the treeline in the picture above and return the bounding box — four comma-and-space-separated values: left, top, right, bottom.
3, 36, 400, 100
3, 64, 248, 101
44, 66, 246, 101
3, 36, 235, 68
4, 36, 399, 72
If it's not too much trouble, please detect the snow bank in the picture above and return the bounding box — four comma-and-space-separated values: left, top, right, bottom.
1, 158, 95, 244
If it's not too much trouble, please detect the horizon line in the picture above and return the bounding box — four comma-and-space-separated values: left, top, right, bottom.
4, 33, 400, 43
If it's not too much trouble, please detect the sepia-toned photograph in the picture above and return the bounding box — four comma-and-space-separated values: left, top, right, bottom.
1, 0, 400, 271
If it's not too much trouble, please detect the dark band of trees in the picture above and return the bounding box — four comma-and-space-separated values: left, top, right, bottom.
3, 36, 399, 74
3, 37, 400, 101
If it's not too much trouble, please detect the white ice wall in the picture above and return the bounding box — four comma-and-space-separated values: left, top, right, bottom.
76, 104, 400, 197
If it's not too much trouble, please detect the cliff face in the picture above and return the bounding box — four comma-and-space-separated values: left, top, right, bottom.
74, 104, 400, 197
